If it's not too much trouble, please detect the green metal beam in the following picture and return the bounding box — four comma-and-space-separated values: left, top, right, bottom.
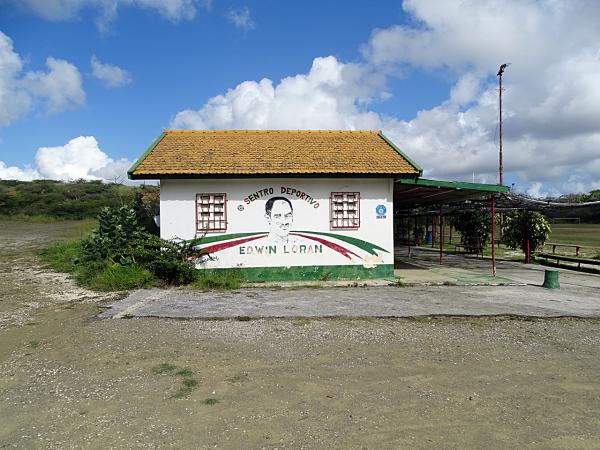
396, 177, 509, 193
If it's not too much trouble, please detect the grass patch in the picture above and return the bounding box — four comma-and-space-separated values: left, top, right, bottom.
226, 373, 249, 384
173, 386, 195, 399
202, 398, 219, 405
182, 378, 198, 388
152, 364, 200, 399
39, 242, 155, 291
550, 224, 600, 248
85, 264, 154, 291
412, 315, 432, 322
172, 376, 199, 399
319, 271, 333, 281
152, 363, 178, 374
69, 219, 98, 239
28, 340, 40, 348
0, 214, 63, 223
175, 368, 193, 377
292, 317, 312, 326
38, 240, 83, 273
393, 278, 406, 287
191, 271, 243, 290
337, 316, 376, 322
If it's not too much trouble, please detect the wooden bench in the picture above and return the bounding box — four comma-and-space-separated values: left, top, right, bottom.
544, 243, 583, 257
453, 242, 483, 257
536, 252, 600, 270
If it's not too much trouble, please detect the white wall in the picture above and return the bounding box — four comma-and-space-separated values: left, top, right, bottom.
160, 178, 394, 270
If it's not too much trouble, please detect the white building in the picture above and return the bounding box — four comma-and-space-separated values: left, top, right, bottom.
128, 130, 422, 281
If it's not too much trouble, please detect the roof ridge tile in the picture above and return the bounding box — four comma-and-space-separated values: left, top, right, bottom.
163, 129, 380, 134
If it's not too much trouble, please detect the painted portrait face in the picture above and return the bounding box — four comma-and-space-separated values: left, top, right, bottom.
266, 199, 293, 240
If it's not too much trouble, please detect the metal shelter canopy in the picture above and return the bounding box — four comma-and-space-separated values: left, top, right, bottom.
394, 178, 509, 209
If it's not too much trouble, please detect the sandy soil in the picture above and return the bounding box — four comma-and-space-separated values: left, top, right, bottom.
1, 220, 600, 449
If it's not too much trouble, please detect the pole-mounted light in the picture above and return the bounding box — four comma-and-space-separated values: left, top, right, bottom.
497, 63, 511, 185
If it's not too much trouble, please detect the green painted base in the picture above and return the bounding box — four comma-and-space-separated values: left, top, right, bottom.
542, 269, 560, 289
199, 264, 394, 282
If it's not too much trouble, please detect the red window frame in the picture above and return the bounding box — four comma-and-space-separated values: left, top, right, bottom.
330, 192, 360, 230
196, 193, 227, 233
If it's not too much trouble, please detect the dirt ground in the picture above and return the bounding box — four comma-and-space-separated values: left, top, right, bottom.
1, 221, 600, 449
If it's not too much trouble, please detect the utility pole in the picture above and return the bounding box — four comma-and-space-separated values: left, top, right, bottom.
497, 63, 510, 241
497, 63, 510, 185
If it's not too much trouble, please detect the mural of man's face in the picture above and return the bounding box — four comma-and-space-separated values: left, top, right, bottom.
266, 199, 293, 240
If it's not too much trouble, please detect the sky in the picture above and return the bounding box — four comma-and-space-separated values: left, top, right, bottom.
1, 0, 599, 196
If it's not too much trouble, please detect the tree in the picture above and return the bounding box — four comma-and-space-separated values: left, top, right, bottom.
501, 210, 551, 254
133, 186, 160, 235
448, 208, 492, 250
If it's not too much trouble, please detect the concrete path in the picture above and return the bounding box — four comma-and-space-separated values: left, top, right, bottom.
394, 246, 599, 286
99, 267, 600, 319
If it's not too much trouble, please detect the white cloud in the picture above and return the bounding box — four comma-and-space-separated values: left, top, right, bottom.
9, 0, 597, 195
0, 32, 85, 125
91, 55, 132, 88
225, 6, 255, 31
0, 161, 40, 181
22, 57, 85, 113
171, 56, 383, 130
156, 0, 563, 194
358, 0, 600, 194
8, 0, 83, 21
0, 32, 33, 127
171, 3, 600, 196
10, 0, 206, 31
0, 136, 133, 183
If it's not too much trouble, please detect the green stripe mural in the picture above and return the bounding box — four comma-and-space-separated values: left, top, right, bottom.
190, 231, 388, 262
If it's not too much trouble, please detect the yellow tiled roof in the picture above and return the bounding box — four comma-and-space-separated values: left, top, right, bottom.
128, 130, 422, 178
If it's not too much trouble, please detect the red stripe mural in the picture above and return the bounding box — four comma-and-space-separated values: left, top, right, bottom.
193, 232, 374, 261
195, 234, 267, 256
289, 233, 362, 260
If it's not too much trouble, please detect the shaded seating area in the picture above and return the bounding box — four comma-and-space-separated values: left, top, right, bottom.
394, 178, 509, 275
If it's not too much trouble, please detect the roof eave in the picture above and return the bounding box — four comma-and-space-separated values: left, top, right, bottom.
127, 132, 166, 180
378, 131, 423, 176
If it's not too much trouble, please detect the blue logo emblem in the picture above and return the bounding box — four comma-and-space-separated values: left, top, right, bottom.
376, 204, 387, 216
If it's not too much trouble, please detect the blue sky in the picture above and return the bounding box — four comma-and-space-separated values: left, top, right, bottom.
1, 0, 599, 196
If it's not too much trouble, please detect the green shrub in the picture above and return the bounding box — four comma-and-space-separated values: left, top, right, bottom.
40, 205, 210, 291
501, 210, 551, 253
80, 206, 206, 286
144, 238, 203, 285
80, 206, 150, 264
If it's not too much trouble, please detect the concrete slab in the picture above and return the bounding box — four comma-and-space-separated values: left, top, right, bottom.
99, 276, 600, 321
98, 251, 600, 320
395, 246, 597, 287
